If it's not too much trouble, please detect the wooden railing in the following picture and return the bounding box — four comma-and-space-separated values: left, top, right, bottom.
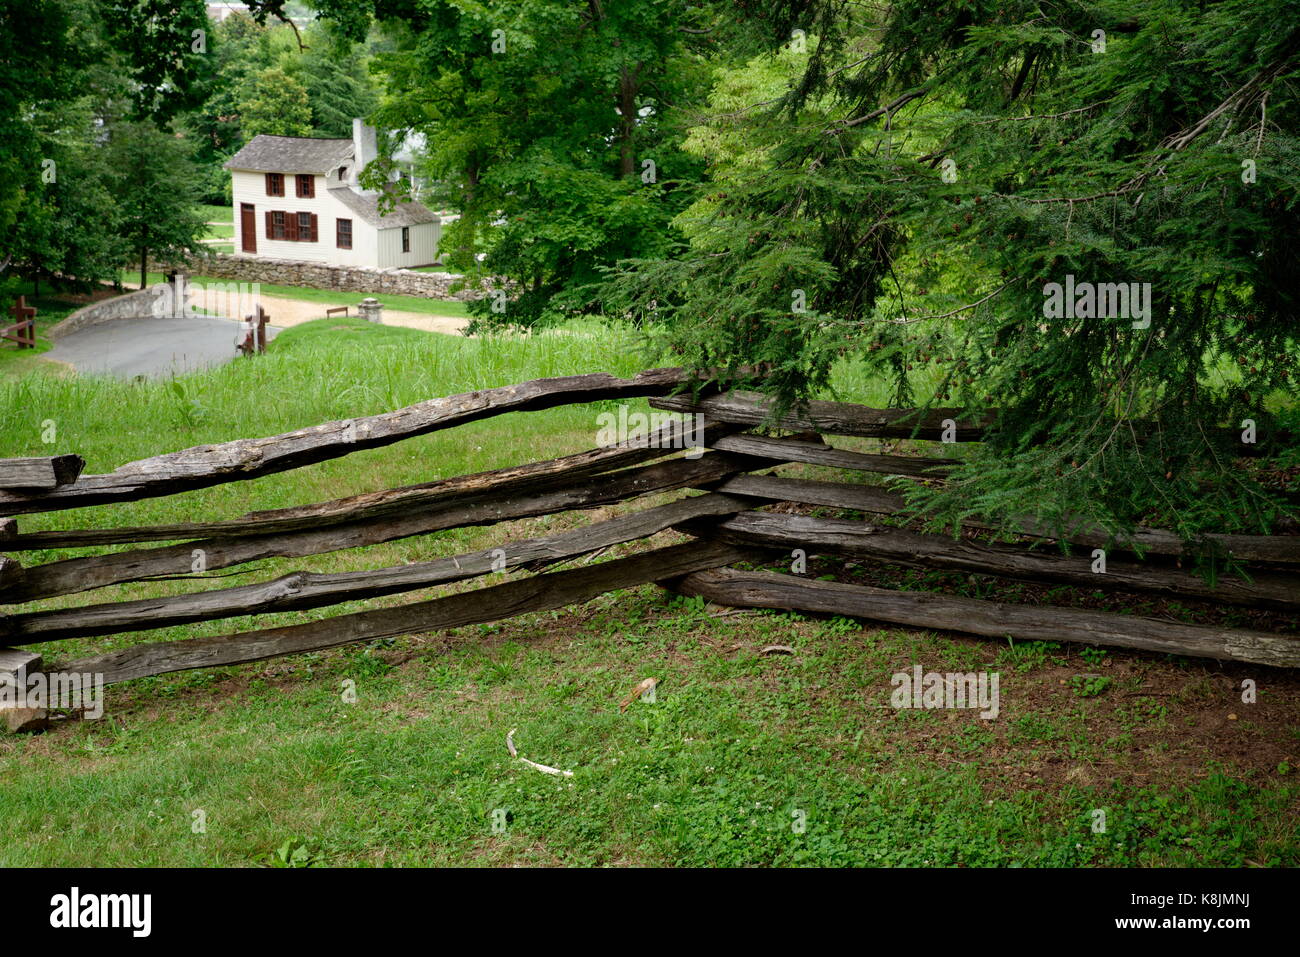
1, 369, 1297, 729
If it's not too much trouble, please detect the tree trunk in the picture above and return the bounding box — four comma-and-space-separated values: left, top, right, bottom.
139, 245, 147, 290
617, 65, 640, 179
458, 160, 480, 264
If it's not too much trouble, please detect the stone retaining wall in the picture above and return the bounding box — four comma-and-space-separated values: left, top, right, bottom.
153, 252, 491, 301
45, 286, 171, 341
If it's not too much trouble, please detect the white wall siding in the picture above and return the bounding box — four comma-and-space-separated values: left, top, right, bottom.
375, 222, 440, 268
231, 170, 434, 268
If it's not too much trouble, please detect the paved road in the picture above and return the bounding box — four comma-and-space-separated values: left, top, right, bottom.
45, 316, 281, 379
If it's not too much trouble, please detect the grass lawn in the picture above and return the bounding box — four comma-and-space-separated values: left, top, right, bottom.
196, 205, 234, 255
0, 319, 1296, 866
199, 204, 232, 223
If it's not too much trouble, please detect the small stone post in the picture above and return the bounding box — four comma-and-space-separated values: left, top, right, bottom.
358, 297, 384, 324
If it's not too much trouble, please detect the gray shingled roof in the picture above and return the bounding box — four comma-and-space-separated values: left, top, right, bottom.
224, 135, 354, 174
327, 187, 439, 228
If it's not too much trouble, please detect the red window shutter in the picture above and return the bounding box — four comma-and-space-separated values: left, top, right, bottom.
265, 173, 274, 196
264, 210, 272, 238
310, 213, 318, 242
286, 213, 298, 241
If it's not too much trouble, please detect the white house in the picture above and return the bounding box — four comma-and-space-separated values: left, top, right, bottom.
206, 3, 249, 23
224, 120, 441, 269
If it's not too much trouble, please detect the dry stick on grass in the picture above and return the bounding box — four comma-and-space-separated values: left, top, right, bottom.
506, 729, 574, 777
4, 448, 771, 605
670, 567, 1300, 668
55, 540, 767, 686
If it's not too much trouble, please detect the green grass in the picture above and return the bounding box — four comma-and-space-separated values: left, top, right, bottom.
199, 204, 232, 223
2, 591, 1294, 866
0, 318, 1295, 867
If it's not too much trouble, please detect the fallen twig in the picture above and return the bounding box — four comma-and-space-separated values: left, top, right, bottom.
505, 727, 574, 777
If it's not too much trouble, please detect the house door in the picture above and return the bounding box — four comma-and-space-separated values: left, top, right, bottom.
240, 203, 257, 253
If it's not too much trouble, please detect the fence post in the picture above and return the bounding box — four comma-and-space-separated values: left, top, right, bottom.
256, 304, 268, 353
3, 296, 37, 348
0, 648, 45, 733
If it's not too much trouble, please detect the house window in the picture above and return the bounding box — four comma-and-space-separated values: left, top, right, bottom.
296, 174, 315, 198
265, 173, 284, 197
401, 227, 410, 253
266, 210, 317, 241
337, 218, 353, 250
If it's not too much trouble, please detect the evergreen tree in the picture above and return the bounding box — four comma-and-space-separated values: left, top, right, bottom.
608, 0, 1300, 549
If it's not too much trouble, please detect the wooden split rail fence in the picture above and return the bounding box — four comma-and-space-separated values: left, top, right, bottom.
1, 368, 1298, 728
1, 296, 37, 349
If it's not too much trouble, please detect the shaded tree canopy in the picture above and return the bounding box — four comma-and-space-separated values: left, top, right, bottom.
604, 0, 1300, 546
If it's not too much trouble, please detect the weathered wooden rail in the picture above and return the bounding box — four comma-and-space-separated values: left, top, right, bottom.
1, 368, 1297, 729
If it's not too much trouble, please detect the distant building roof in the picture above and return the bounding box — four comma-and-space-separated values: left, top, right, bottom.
327, 187, 438, 228
224, 135, 354, 174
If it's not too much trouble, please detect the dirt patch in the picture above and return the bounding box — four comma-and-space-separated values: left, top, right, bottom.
250, 294, 469, 337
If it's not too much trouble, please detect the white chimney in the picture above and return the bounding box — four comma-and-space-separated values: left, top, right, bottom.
351, 118, 379, 192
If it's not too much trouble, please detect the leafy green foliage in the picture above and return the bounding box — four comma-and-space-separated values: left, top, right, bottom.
237, 65, 314, 137
107, 121, 208, 287
352, 0, 729, 328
